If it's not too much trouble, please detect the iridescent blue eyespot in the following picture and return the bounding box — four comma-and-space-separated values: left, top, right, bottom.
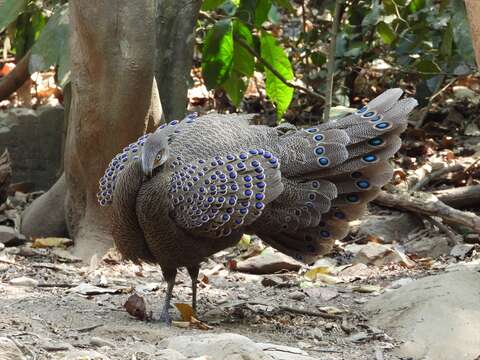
334, 211, 346, 219
269, 158, 278, 165
199, 159, 205, 164
347, 194, 359, 202
362, 154, 377, 162
239, 153, 248, 160
226, 207, 234, 214
312, 181, 320, 188
314, 146, 325, 156
251, 160, 260, 167
229, 197, 236, 205
226, 154, 235, 161
320, 230, 330, 238
375, 122, 390, 129
244, 183, 252, 188
229, 172, 237, 179
207, 197, 214, 203
318, 157, 330, 166
351, 171, 362, 178
240, 208, 248, 214
255, 202, 264, 210
220, 184, 227, 190
356, 106, 367, 114
169, 120, 178, 126
256, 174, 265, 180
226, 164, 234, 172
210, 185, 216, 191
362, 111, 375, 118
257, 182, 266, 189
306, 128, 318, 133
222, 214, 230, 221
211, 175, 217, 180
231, 184, 239, 191
244, 175, 252, 182
369, 138, 383, 146
244, 189, 252, 196
370, 115, 382, 122
314, 134, 324, 142
263, 152, 272, 159
193, 176, 199, 182
218, 197, 225, 203
308, 193, 316, 200
257, 149, 265, 155
357, 180, 370, 189
255, 193, 264, 201
249, 149, 258, 155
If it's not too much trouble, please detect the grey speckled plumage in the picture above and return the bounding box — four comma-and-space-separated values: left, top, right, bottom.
99, 88, 417, 323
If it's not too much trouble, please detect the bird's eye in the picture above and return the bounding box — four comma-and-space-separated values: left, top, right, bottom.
156, 153, 162, 160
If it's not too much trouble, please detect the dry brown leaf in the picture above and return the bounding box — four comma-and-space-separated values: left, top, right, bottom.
32, 237, 73, 248
175, 303, 194, 322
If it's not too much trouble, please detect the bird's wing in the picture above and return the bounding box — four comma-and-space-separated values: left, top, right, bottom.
168, 149, 284, 238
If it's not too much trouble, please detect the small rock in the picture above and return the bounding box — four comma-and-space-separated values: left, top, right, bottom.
304, 287, 338, 301
90, 337, 115, 348
464, 233, 480, 244
450, 244, 475, 259
307, 328, 323, 340
52, 248, 82, 263
353, 243, 414, 267
288, 291, 305, 300
356, 213, 423, 243
338, 263, 375, 281
258, 343, 317, 360
9, 276, 39, 287
347, 332, 369, 343
160, 333, 270, 360
404, 236, 450, 258
261, 276, 283, 287
233, 249, 302, 274
0, 225, 26, 246
0, 243, 4, 251
389, 277, 414, 289
154, 349, 187, 360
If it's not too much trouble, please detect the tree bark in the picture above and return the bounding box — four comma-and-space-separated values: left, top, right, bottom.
465, 0, 480, 67
0, 150, 12, 205
21, 0, 162, 261
155, 0, 202, 120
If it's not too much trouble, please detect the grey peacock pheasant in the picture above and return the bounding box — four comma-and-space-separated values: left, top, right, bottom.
98, 88, 417, 324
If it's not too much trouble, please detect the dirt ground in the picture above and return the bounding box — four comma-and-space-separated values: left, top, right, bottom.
1, 236, 472, 360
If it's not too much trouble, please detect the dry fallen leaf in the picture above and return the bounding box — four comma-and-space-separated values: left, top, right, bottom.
32, 237, 73, 248
175, 303, 194, 322
304, 266, 332, 281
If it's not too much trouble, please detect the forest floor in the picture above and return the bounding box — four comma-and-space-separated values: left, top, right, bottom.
0, 225, 479, 360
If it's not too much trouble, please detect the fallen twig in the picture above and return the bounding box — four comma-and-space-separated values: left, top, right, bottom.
433, 185, 480, 209
423, 215, 459, 246
410, 164, 464, 193
279, 305, 340, 319
374, 191, 480, 233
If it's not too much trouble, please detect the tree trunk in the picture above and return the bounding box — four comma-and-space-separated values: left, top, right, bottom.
21, 0, 162, 261
465, 0, 480, 67
155, 0, 202, 120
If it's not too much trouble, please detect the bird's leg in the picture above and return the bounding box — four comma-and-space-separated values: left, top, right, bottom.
159, 268, 177, 325
187, 265, 200, 315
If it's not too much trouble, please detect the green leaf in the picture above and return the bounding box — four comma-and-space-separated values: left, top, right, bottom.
376, 21, 396, 45
260, 31, 294, 119
29, 4, 70, 86
232, 20, 254, 76
450, 0, 475, 63
202, 19, 234, 89
201, 0, 226, 11
408, 0, 425, 12
415, 59, 441, 74
254, 0, 272, 27
440, 21, 453, 58
223, 71, 247, 106
0, 0, 28, 32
